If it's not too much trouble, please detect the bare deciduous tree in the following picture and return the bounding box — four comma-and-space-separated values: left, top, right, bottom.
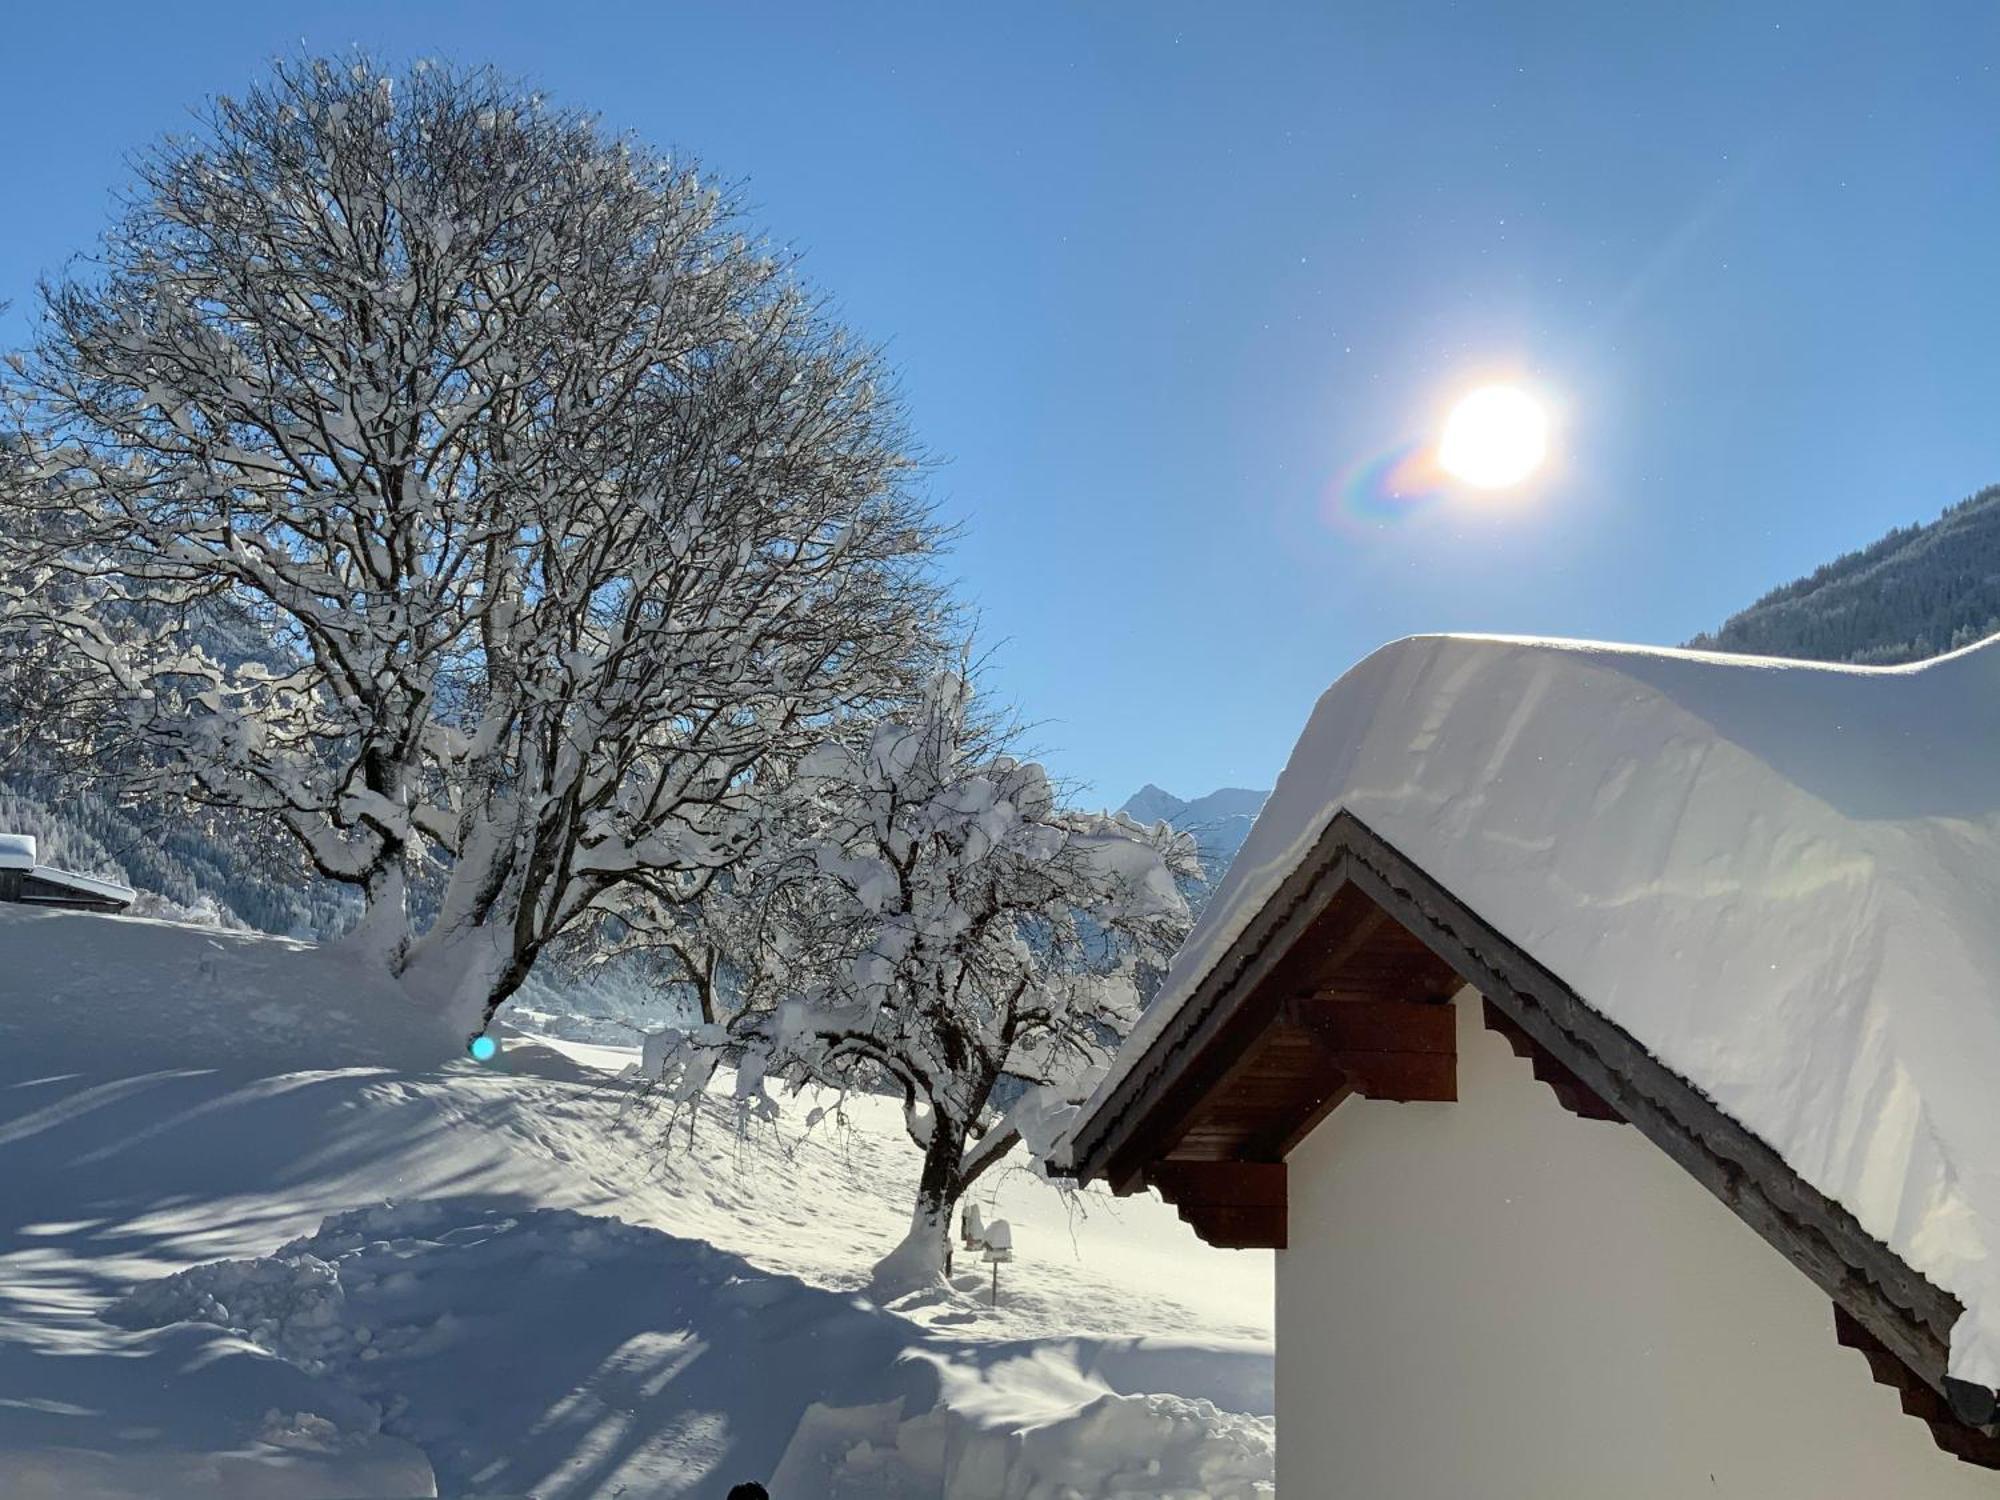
647, 675, 1197, 1296
0, 57, 942, 1035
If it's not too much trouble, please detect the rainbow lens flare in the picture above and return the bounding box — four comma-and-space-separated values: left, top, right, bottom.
1322, 439, 1449, 535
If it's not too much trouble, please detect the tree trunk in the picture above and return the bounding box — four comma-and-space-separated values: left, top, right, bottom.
394, 917, 543, 1040
331, 750, 416, 971
868, 1125, 966, 1301
337, 856, 412, 971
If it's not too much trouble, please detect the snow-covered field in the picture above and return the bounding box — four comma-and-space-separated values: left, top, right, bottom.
0, 906, 1272, 1498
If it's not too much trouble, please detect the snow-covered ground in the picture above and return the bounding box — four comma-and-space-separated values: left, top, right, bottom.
0, 905, 1271, 1498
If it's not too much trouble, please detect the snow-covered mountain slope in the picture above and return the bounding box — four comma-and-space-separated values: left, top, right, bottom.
0, 907, 1271, 1498
1690, 482, 2000, 665
1084, 630, 2000, 1389
1118, 785, 1269, 889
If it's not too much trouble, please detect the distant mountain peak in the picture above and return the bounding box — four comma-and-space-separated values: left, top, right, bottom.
1118, 784, 1271, 897
1120, 784, 1269, 826
1181, 787, 1271, 821
1119, 784, 1187, 825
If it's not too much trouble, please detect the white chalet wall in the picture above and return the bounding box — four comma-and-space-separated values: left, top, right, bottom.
1277, 987, 2000, 1498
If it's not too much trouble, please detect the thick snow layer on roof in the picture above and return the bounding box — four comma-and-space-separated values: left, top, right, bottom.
0, 833, 36, 870
28, 864, 137, 904
1081, 631, 2000, 1385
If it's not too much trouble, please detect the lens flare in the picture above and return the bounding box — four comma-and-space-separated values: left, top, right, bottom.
468, 1034, 498, 1063
1320, 378, 1557, 536
1322, 439, 1450, 535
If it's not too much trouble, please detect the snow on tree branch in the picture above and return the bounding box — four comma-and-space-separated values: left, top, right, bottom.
0, 57, 945, 1035
643, 672, 1198, 1296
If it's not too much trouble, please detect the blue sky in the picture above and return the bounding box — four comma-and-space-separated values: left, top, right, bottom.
5, 3, 1998, 803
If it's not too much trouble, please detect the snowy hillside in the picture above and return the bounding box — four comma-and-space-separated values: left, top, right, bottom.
0, 907, 1272, 1498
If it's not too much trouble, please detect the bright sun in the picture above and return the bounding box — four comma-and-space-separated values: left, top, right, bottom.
1437, 384, 1550, 490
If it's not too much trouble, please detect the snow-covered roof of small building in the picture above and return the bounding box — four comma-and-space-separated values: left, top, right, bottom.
1074, 631, 2000, 1386
30, 864, 138, 905
0, 834, 137, 907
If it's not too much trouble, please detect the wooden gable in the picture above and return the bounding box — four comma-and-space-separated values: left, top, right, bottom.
1110, 881, 1461, 1247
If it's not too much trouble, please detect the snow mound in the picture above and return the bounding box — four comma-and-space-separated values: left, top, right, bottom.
1083, 631, 2000, 1385
110, 1201, 1272, 1499
108, 1249, 349, 1372
772, 1388, 1273, 1498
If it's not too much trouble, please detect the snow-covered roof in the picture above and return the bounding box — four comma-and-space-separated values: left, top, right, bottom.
1077, 631, 2000, 1386
30, 864, 138, 905
0, 833, 133, 905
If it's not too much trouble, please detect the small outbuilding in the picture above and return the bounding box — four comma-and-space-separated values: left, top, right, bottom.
1060, 633, 2000, 1496
0, 833, 136, 913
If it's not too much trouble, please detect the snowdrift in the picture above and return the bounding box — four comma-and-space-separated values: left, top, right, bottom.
1083, 631, 2000, 1385
0, 906, 1271, 1497
107, 1200, 1272, 1499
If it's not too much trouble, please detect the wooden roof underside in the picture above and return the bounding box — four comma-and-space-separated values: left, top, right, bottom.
1067, 810, 2000, 1467
0, 868, 131, 913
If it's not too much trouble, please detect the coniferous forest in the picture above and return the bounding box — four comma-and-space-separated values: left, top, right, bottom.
1688, 485, 2000, 664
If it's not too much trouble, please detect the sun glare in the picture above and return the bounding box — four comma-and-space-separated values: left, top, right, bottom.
1438, 385, 1550, 490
